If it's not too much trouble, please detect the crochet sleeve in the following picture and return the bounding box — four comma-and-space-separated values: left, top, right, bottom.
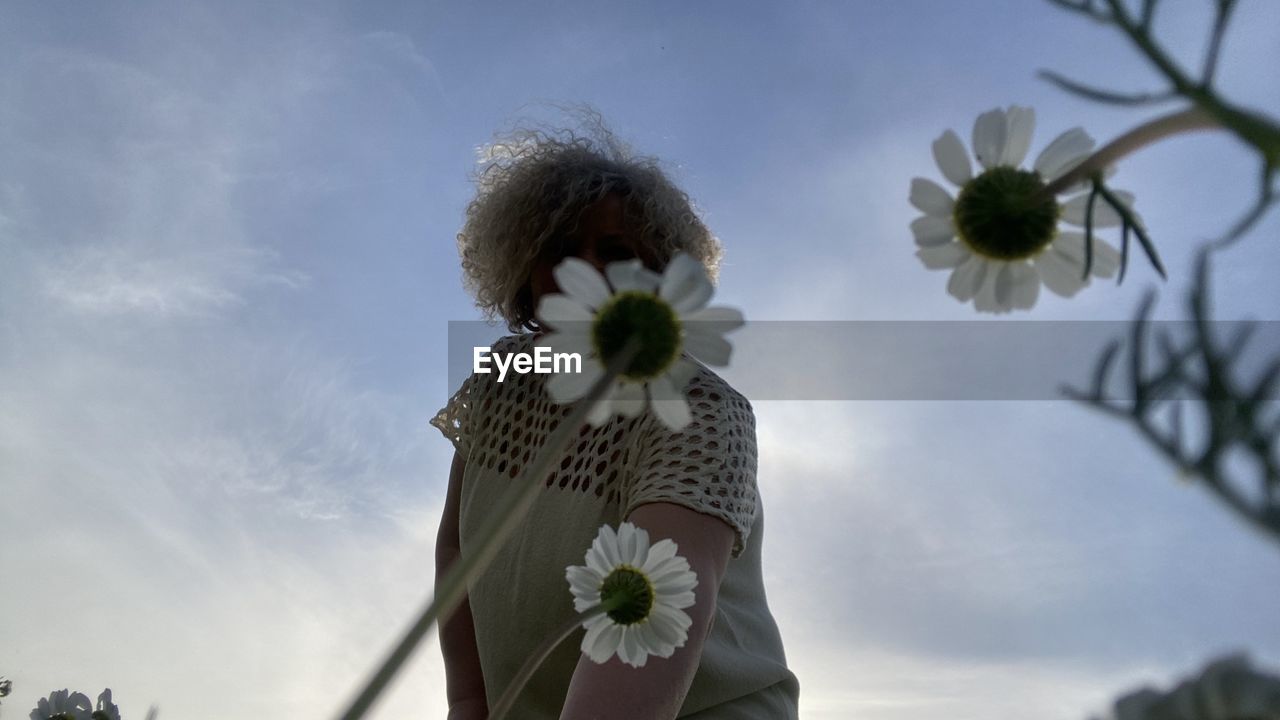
622, 374, 759, 559
430, 335, 526, 457
430, 370, 483, 457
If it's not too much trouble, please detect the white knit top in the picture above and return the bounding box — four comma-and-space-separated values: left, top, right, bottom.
432, 333, 800, 718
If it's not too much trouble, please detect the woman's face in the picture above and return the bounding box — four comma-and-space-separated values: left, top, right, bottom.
528, 192, 657, 307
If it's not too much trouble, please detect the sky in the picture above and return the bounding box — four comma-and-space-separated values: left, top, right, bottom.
2, 1, 1279, 718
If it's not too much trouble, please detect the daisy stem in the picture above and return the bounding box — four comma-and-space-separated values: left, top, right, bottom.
336, 338, 641, 720
1042, 106, 1219, 197
488, 604, 612, 720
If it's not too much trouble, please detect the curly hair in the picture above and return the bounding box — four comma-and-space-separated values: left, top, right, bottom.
456, 112, 723, 331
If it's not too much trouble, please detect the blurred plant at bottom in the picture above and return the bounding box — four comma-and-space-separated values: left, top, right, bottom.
1092, 653, 1280, 720
20, 687, 155, 720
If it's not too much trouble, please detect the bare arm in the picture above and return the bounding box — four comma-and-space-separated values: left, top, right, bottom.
559, 502, 734, 720
437, 451, 489, 719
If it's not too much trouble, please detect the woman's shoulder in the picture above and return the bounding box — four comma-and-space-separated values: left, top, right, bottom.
682, 360, 755, 421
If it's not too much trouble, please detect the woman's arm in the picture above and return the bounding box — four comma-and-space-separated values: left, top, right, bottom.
559, 502, 734, 720
437, 452, 490, 719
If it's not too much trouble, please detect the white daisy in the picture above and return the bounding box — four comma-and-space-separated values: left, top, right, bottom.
535, 252, 744, 431
29, 689, 92, 720
565, 522, 698, 668
911, 105, 1141, 313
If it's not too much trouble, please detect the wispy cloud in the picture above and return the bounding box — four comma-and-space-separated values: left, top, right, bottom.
0, 12, 456, 719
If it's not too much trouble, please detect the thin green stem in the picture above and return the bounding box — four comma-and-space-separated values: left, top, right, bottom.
489, 605, 611, 720
336, 338, 640, 720
1201, 0, 1237, 88
1043, 106, 1218, 197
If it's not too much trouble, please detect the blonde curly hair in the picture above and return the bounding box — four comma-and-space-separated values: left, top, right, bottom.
456, 113, 723, 331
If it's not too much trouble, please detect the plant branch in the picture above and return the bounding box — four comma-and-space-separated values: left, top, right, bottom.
1201, 0, 1239, 89
1212, 159, 1278, 250
1038, 70, 1178, 107
1063, 249, 1280, 548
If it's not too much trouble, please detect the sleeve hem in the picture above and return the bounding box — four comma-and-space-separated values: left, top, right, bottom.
429, 404, 470, 456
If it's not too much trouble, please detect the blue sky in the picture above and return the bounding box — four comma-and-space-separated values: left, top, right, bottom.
2, 1, 1279, 718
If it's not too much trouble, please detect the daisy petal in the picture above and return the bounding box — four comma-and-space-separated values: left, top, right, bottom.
993, 262, 1017, 307
932, 129, 972, 186
647, 552, 692, 582
554, 257, 611, 309
587, 621, 623, 663
946, 255, 988, 302
1033, 127, 1094, 182
647, 610, 685, 648
1051, 231, 1122, 278
612, 381, 647, 418
621, 627, 647, 667
681, 305, 744, 336
641, 539, 679, 572
659, 254, 714, 314
652, 564, 697, 593
916, 242, 970, 270
1088, 238, 1121, 278
607, 259, 661, 293
972, 108, 1008, 170
1033, 249, 1088, 298
583, 543, 606, 576
535, 330, 591, 358
651, 602, 694, 634
973, 267, 1008, 314
594, 524, 621, 567
1000, 106, 1035, 167
683, 328, 733, 366
1061, 192, 1124, 227
567, 566, 601, 601
629, 525, 651, 566
909, 178, 954, 217
666, 358, 700, 391
585, 383, 618, 426
617, 523, 640, 566
911, 215, 955, 247
995, 261, 1040, 310
649, 374, 693, 430
536, 293, 594, 325
546, 362, 604, 403
636, 620, 670, 658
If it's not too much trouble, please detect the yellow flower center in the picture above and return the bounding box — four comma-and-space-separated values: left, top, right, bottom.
599, 565, 656, 625
953, 166, 1061, 260
592, 291, 682, 381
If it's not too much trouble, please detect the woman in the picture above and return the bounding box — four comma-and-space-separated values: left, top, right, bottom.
432, 115, 800, 719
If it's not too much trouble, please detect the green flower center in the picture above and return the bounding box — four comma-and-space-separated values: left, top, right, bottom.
952, 166, 1060, 260
599, 565, 655, 625
592, 291, 681, 381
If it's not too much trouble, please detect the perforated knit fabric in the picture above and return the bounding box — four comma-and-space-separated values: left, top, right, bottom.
431, 333, 800, 718
431, 333, 759, 556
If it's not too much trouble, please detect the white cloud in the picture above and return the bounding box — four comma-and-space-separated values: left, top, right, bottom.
0, 19, 457, 720
40, 242, 306, 318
